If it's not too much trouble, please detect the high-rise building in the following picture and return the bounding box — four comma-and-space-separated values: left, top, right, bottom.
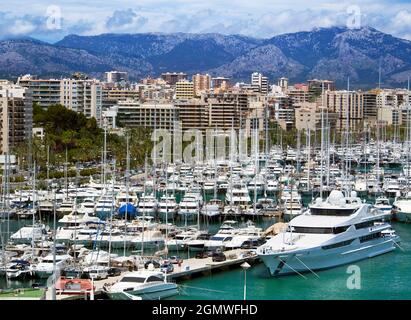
108, 100, 178, 130
278, 77, 289, 93
212, 77, 230, 90
251, 72, 269, 95
175, 81, 195, 100
18, 75, 61, 108
324, 90, 363, 130
202, 92, 249, 130
161, 72, 187, 85
105, 71, 128, 83
60, 79, 103, 122
18, 75, 103, 124
192, 74, 211, 96
268, 94, 295, 131
308, 79, 335, 93
0, 81, 32, 154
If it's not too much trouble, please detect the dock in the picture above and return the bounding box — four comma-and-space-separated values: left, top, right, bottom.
44, 249, 259, 300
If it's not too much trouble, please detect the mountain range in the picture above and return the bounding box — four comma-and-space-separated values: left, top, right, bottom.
1, 26, 411, 88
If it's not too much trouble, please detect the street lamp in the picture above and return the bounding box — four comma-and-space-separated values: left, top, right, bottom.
241, 262, 251, 300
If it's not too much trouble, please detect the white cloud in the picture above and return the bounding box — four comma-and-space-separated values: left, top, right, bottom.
1, 1, 411, 41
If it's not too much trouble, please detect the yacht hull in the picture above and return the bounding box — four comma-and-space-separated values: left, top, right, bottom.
259, 238, 397, 276
108, 284, 178, 300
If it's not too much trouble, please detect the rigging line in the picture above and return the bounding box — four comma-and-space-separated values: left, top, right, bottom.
293, 255, 320, 279
392, 239, 405, 252
179, 284, 228, 293
277, 258, 307, 279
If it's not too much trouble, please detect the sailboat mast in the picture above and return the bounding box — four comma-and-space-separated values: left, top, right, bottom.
124, 132, 130, 257
32, 160, 36, 259
320, 82, 325, 199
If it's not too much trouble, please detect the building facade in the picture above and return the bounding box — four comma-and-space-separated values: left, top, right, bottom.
0, 81, 32, 154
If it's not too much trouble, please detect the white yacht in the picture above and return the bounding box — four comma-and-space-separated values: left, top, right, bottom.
57, 200, 75, 217
157, 195, 178, 221
178, 192, 201, 221
77, 198, 97, 215
10, 224, 49, 244
116, 190, 138, 208
282, 190, 303, 221
94, 193, 116, 218
166, 230, 197, 251
107, 270, 179, 300
393, 192, 411, 222
374, 197, 393, 214
6, 261, 33, 280
33, 254, 72, 278
257, 190, 399, 276
138, 193, 158, 216
225, 182, 251, 209
201, 199, 223, 219
203, 221, 238, 250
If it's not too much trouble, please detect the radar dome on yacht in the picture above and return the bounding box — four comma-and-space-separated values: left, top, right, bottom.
328, 190, 345, 205
315, 197, 322, 205
351, 191, 357, 198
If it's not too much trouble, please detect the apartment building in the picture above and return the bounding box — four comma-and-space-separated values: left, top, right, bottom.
60, 79, 103, 121
175, 81, 195, 100
161, 72, 187, 85
324, 90, 363, 130
112, 100, 178, 130
192, 74, 211, 97
201, 92, 249, 130
18, 76, 60, 108
102, 87, 140, 110
105, 71, 128, 83
251, 72, 269, 95
175, 100, 209, 132
0, 81, 32, 154
18, 75, 103, 123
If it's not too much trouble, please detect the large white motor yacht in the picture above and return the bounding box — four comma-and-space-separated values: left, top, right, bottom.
257, 190, 399, 276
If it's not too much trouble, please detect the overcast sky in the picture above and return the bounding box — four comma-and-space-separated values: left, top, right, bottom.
1, 0, 411, 42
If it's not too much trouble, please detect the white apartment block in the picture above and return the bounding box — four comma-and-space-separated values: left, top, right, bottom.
251, 72, 269, 95
18, 75, 103, 125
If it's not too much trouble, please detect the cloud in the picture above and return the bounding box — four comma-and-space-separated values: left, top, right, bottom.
106, 9, 137, 28
1, 1, 411, 42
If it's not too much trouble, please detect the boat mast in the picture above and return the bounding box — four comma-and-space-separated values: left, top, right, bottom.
51, 188, 57, 300
165, 163, 169, 257
108, 159, 115, 269
123, 131, 130, 257
320, 82, 325, 199
141, 154, 147, 258
307, 127, 311, 192
65, 147, 68, 200
31, 160, 36, 259
253, 125, 258, 216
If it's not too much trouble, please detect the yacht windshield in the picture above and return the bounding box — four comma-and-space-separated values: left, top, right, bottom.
310, 208, 357, 216
120, 277, 145, 283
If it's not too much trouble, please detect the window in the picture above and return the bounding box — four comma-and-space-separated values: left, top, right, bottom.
360, 232, 381, 243
291, 226, 334, 234
322, 239, 355, 250
310, 208, 357, 216
146, 276, 163, 282
355, 221, 378, 229
120, 277, 145, 283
